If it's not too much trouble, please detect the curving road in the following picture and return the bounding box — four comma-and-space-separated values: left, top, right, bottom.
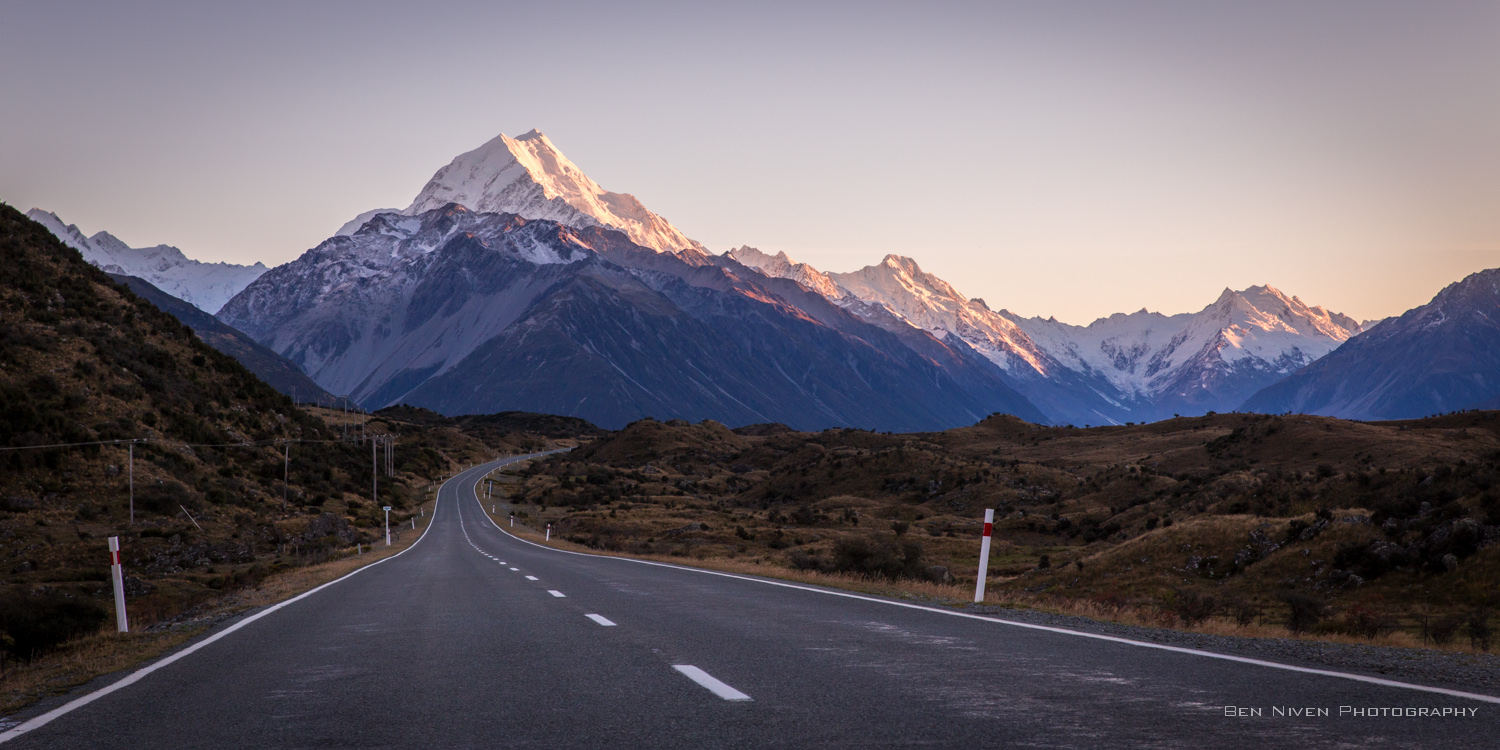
4, 455, 1495, 748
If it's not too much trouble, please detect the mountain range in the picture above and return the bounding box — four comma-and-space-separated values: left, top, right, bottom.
728, 247, 1367, 425
25, 209, 267, 313
24, 128, 1500, 428
217, 205, 1043, 430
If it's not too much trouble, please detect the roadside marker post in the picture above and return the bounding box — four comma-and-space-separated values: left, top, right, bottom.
974, 509, 994, 603
108, 536, 128, 633
509, 514, 514, 527
546, 524, 551, 541
383, 506, 393, 546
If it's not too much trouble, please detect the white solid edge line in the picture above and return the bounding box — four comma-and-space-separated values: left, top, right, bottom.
0, 456, 537, 744
548, 590, 567, 598
469, 480, 1500, 706
585, 614, 617, 627
673, 665, 752, 701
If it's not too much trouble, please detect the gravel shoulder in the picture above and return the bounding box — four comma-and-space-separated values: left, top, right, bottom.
967, 601, 1500, 697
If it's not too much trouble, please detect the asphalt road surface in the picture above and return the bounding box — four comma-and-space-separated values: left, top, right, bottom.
5, 456, 1496, 749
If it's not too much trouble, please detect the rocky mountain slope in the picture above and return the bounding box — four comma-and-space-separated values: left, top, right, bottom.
219, 204, 1044, 430
26, 209, 267, 313
108, 273, 336, 406
1243, 268, 1500, 419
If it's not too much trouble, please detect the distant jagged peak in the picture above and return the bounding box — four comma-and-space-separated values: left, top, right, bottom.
725, 245, 847, 300
401, 129, 703, 254
1207, 284, 1362, 340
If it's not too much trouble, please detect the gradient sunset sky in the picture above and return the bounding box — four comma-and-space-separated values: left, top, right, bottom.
3, 0, 1496, 324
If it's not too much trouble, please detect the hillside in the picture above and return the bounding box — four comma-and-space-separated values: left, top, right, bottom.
498, 410, 1500, 643
108, 273, 336, 406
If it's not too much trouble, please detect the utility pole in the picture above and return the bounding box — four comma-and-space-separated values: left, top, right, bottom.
283, 440, 290, 509
372, 439, 378, 511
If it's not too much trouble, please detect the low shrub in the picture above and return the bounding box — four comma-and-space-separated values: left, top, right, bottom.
0, 591, 109, 662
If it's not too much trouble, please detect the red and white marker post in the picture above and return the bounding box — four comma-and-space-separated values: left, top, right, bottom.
108, 536, 128, 633
545, 524, 551, 541
974, 509, 994, 603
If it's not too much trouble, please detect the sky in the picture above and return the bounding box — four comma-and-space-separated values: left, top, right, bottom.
2, 0, 1497, 325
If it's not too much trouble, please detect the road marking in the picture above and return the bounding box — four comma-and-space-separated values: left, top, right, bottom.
673, 665, 752, 701
0, 455, 555, 744
509, 567, 519, 571
525, 575, 538, 581
473, 487, 1500, 706
585, 614, 616, 627
548, 590, 566, 598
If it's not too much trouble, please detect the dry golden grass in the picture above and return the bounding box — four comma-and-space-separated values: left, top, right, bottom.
0, 496, 438, 717
483, 504, 1494, 657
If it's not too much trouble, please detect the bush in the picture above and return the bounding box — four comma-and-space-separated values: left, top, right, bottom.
1171, 589, 1218, 626
0, 591, 109, 661
1278, 591, 1326, 633
1342, 604, 1395, 639
830, 536, 924, 580
1423, 614, 1463, 646
1466, 607, 1492, 651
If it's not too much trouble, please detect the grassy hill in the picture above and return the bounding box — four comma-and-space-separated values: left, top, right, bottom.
499, 411, 1500, 647
107, 273, 336, 407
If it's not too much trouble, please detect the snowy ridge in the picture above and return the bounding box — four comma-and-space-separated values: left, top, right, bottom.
825, 255, 1050, 375
726, 246, 848, 300
1008, 286, 1364, 398
401, 129, 702, 254
26, 208, 267, 314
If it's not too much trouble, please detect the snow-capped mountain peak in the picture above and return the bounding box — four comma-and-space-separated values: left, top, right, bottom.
402, 129, 702, 254
725, 246, 847, 300
25, 208, 267, 314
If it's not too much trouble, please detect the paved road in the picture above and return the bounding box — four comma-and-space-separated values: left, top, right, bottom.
5, 456, 1496, 748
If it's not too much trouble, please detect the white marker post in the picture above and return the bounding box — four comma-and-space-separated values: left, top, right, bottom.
546, 524, 551, 541
108, 536, 128, 633
509, 514, 514, 527
383, 506, 393, 546
974, 509, 994, 603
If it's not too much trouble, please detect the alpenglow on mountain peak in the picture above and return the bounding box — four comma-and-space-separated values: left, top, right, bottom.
401, 129, 703, 254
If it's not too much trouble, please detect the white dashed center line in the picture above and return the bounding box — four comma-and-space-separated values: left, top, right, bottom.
584, 614, 616, 627
548, 590, 566, 598
673, 665, 752, 701
509, 567, 519, 571
525, 575, 538, 581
